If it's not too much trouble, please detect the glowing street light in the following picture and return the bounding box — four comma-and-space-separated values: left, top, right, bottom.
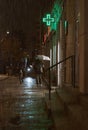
6, 31, 10, 34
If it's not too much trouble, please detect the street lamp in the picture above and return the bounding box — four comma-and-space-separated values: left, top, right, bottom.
6, 31, 10, 34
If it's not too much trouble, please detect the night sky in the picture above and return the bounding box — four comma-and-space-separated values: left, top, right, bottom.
0, 0, 40, 34
0, 0, 54, 50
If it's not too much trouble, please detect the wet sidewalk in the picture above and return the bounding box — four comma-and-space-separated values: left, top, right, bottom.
0, 76, 55, 130
0, 76, 88, 130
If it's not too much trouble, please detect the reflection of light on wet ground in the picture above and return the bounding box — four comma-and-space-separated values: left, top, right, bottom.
23, 77, 36, 88
0, 77, 55, 129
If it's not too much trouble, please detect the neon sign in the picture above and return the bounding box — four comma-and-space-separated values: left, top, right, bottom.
43, 14, 54, 26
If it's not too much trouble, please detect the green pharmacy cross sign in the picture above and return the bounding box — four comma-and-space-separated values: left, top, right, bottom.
43, 14, 54, 26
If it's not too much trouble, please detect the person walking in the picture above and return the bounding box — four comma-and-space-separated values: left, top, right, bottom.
19, 69, 23, 84
34, 59, 44, 87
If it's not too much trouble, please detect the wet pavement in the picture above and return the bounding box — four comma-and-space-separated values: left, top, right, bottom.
0, 76, 55, 130
1, 75, 88, 130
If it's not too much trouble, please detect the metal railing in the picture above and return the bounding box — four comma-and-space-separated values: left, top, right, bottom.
44, 55, 75, 100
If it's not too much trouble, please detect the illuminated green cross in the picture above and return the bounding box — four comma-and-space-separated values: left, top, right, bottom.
43, 14, 54, 26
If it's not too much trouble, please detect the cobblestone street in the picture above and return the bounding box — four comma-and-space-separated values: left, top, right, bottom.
0, 76, 55, 130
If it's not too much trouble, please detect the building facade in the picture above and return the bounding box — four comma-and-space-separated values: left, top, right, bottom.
42, 0, 88, 94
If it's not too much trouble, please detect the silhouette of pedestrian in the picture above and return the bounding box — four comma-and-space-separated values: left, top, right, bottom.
34, 59, 44, 86
19, 69, 23, 83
